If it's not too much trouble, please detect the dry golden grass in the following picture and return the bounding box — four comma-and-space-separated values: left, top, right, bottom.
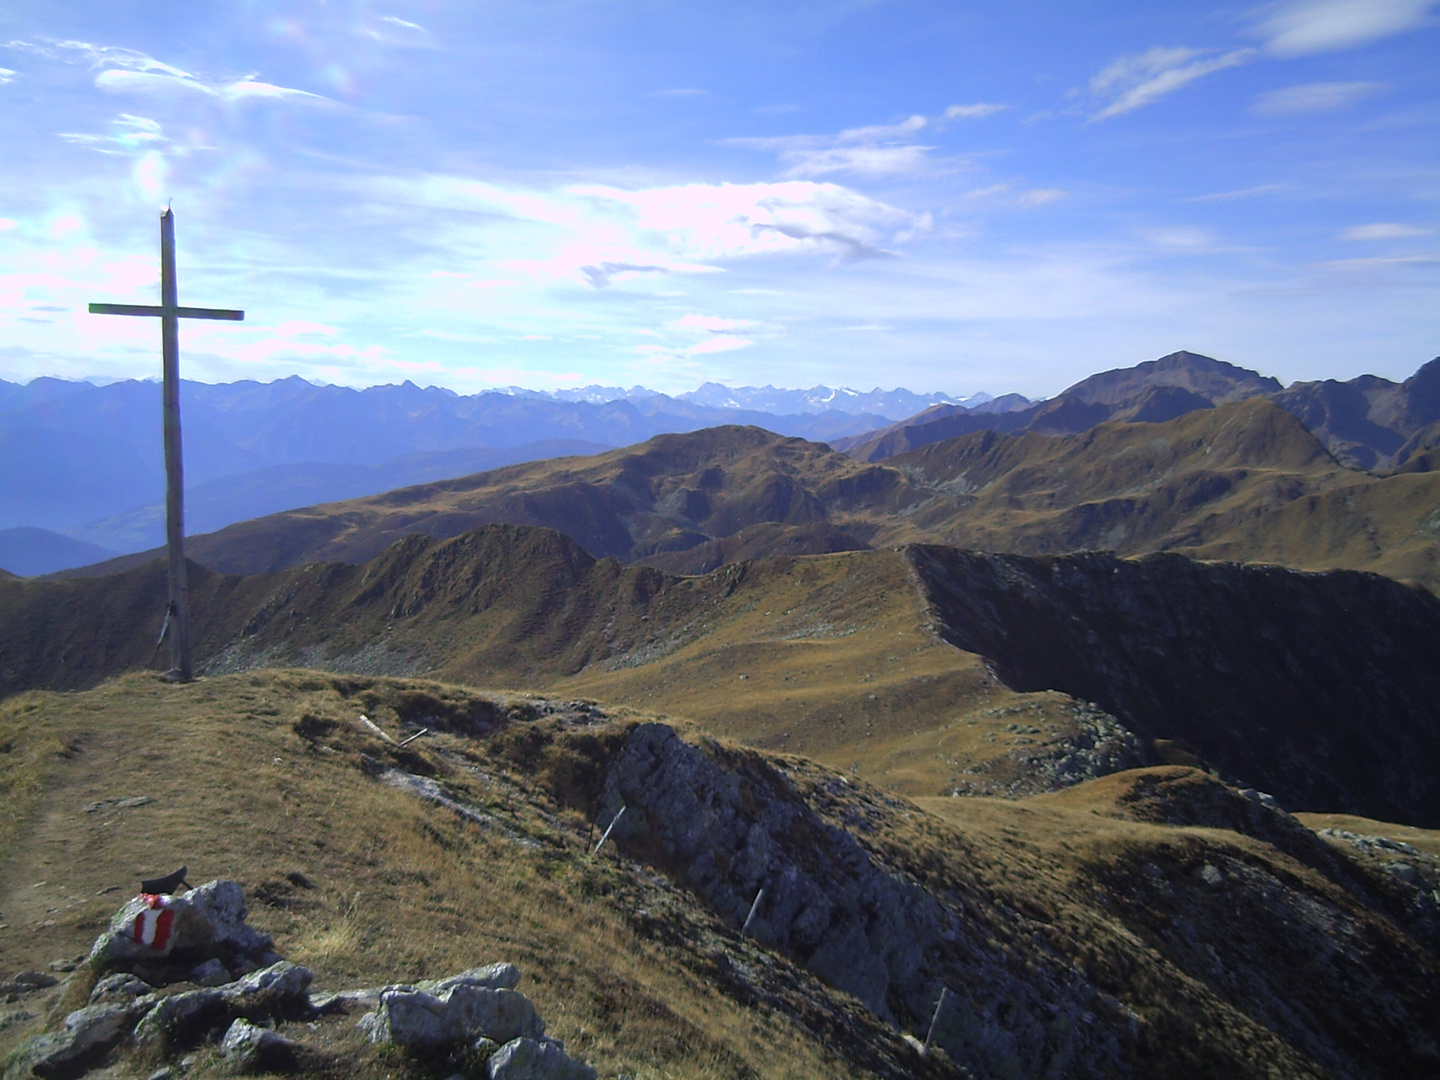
0, 671, 926, 1080
3, 672, 1439, 1078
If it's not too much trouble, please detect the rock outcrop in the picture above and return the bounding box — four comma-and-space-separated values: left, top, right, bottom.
87, 879, 279, 985
597, 722, 1120, 1078
909, 544, 1440, 826
5, 882, 590, 1080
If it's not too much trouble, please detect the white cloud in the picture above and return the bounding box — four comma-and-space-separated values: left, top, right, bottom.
1251, 80, 1385, 114
943, 103, 1006, 120
0, 67, 15, 85
1340, 223, 1432, 240
380, 15, 425, 32
374, 174, 922, 287
1256, 0, 1438, 57
1091, 46, 1257, 120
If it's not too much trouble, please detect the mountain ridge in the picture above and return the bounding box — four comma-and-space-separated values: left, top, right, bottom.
46, 400, 1440, 597
836, 351, 1440, 470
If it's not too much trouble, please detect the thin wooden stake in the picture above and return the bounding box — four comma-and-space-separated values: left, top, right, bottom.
592, 806, 626, 856
922, 986, 949, 1056
741, 887, 765, 936
398, 727, 430, 747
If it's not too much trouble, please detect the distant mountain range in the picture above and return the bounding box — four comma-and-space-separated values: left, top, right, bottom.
5, 350, 1439, 577
1, 376, 1009, 572
505, 381, 1003, 416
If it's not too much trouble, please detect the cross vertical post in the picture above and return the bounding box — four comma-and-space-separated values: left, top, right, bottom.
88, 208, 244, 683
159, 209, 190, 682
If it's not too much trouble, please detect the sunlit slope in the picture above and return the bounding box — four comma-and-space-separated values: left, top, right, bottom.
4, 672, 1439, 1079
884, 398, 1433, 563
3, 528, 1093, 799
55, 400, 1440, 594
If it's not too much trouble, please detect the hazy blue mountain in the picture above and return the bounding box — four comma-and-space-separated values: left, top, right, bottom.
0, 527, 117, 577
66, 439, 611, 554
0, 375, 907, 550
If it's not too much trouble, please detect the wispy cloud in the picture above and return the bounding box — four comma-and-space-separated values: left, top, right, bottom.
58, 113, 166, 154
1340, 223, 1432, 240
1251, 80, 1385, 114
379, 15, 425, 32
13, 37, 331, 105
1256, 0, 1438, 57
0, 68, 15, 85
723, 114, 938, 178
1181, 184, 1287, 202
669, 314, 757, 334
942, 102, 1006, 121
1016, 188, 1065, 207
1090, 46, 1257, 120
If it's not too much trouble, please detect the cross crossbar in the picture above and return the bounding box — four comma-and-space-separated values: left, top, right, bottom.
88, 302, 244, 320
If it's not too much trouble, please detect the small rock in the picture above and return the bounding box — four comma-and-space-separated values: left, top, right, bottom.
83, 796, 155, 813
219, 1018, 297, 1074
10, 973, 57, 991
1388, 862, 1422, 886
310, 988, 380, 1014
190, 959, 231, 987
132, 989, 227, 1050
89, 972, 153, 1004
1196, 864, 1224, 887
487, 1036, 596, 1080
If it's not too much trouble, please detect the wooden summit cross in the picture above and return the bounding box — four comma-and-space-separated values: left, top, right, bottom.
89, 208, 244, 682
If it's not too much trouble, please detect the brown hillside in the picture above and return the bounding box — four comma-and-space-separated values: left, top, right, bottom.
52, 400, 1440, 595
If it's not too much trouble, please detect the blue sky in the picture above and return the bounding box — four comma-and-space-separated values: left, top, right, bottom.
0, 0, 1436, 398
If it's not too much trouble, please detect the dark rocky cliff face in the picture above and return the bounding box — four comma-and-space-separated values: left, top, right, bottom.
907, 546, 1440, 826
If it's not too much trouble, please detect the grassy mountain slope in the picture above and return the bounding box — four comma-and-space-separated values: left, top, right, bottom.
52, 400, 1440, 594
3, 671, 1439, 1079
8, 525, 1440, 825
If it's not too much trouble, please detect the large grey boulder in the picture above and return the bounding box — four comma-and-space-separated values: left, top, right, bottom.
87, 880, 276, 983
487, 1036, 596, 1080
371, 985, 542, 1050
